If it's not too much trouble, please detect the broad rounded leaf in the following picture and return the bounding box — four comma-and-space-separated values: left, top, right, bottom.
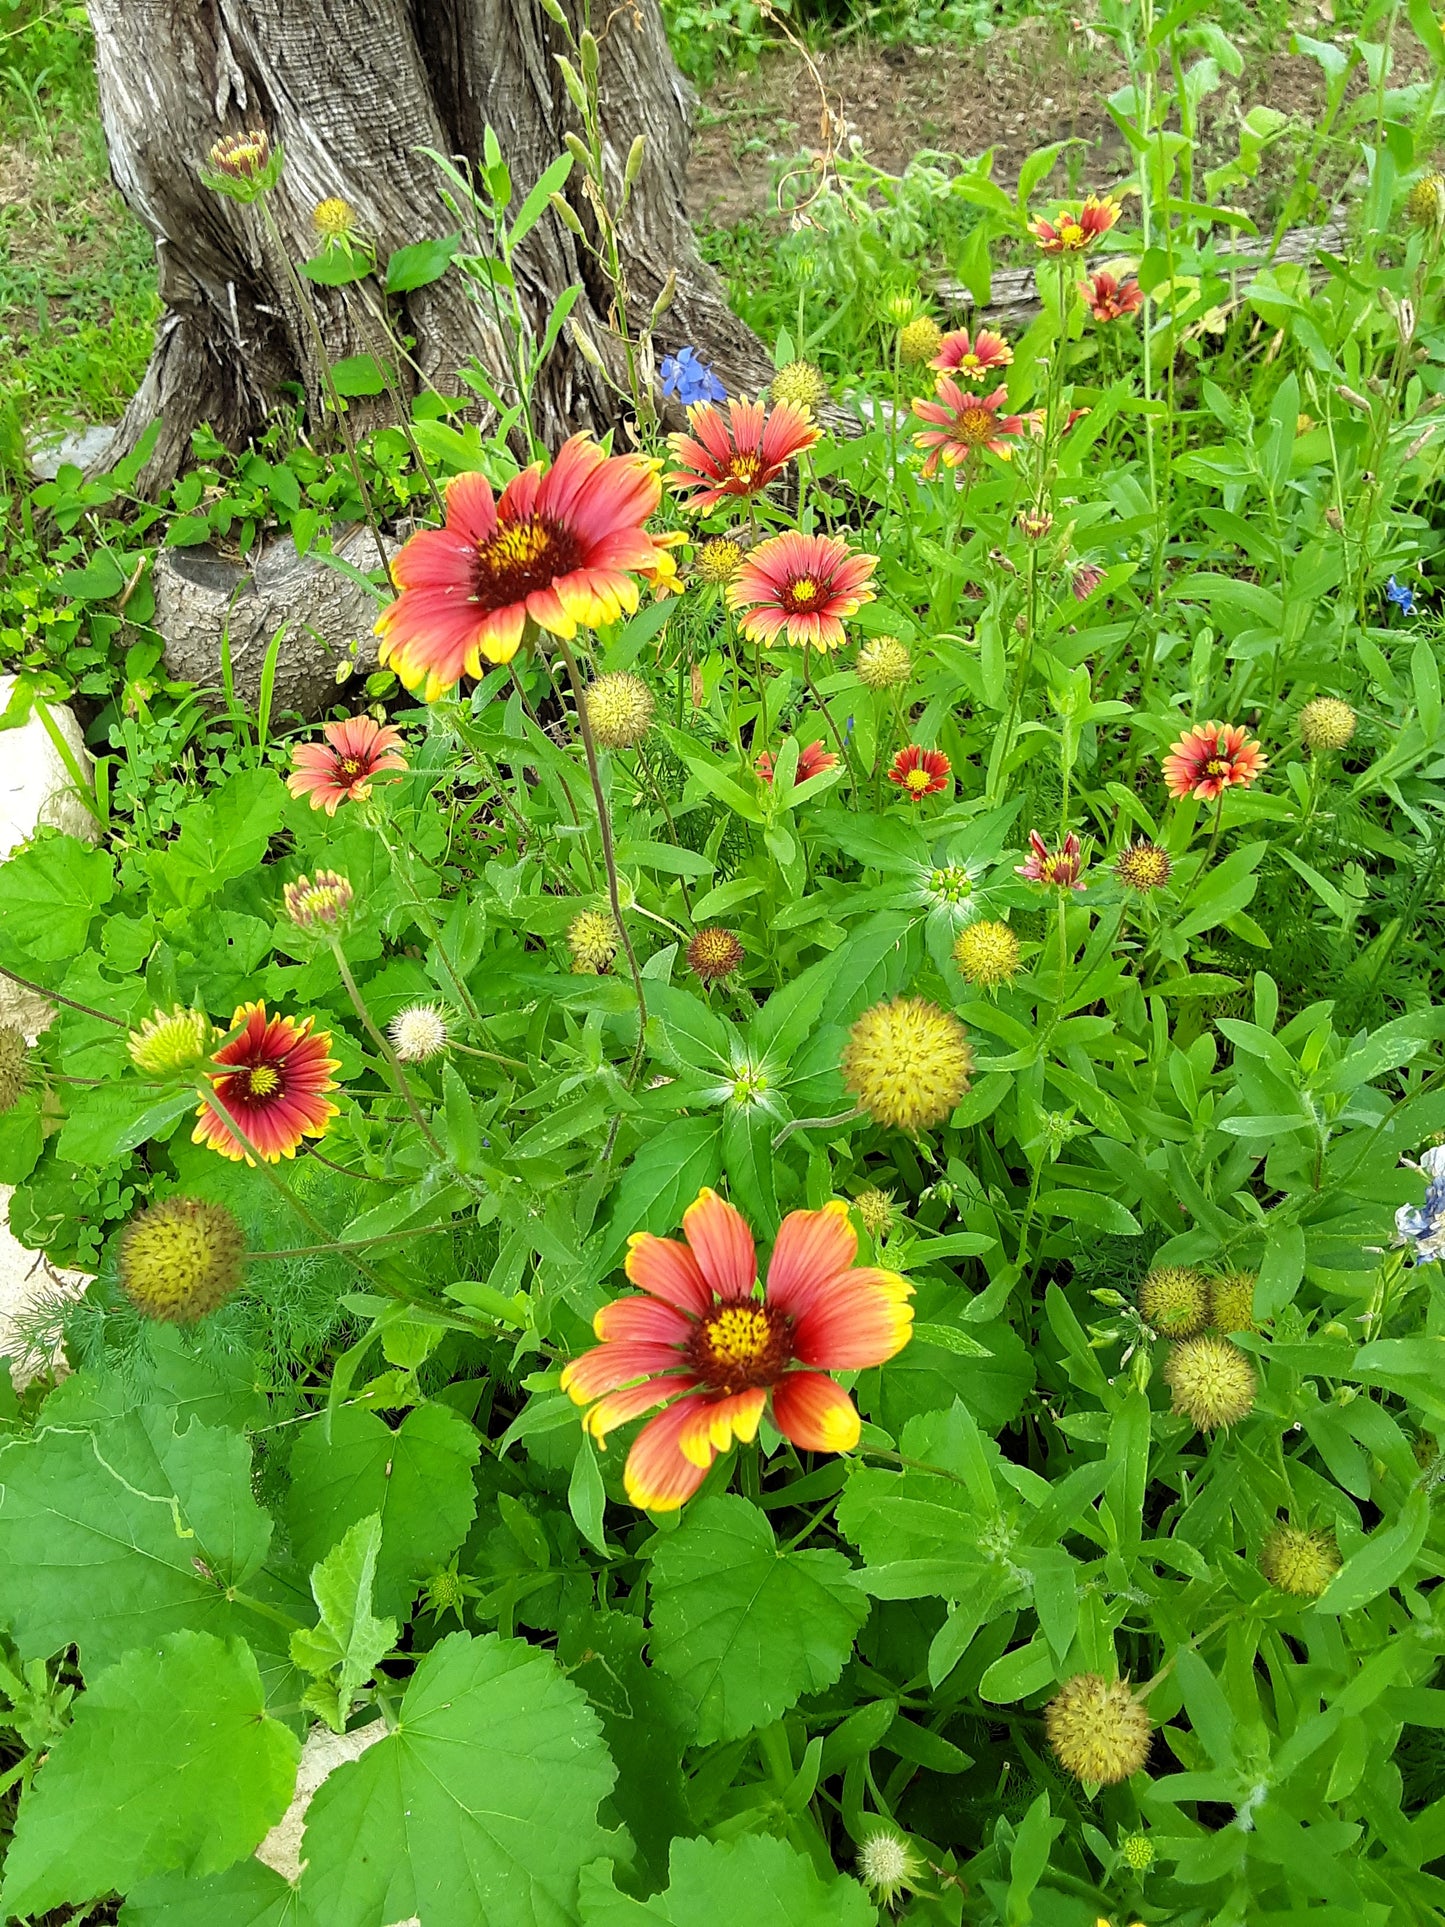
580, 1833, 874, 1927
647, 1493, 869, 1743
120, 1859, 306, 1926
0, 1631, 299, 1922
0, 835, 113, 967
298, 1631, 617, 1927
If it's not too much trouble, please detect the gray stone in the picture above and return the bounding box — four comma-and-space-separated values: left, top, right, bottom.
28, 423, 117, 480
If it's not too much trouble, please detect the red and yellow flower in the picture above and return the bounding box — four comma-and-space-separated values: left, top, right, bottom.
562, 1188, 914, 1511
1029, 195, 1120, 253
1017, 830, 1086, 889
931, 327, 1013, 382
756, 737, 837, 785
911, 380, 1027, 475
1162, 723, 1267, 802
1084, 269, 1143, 321
287, 716, 407, 815
667, 397, 821, 512
888, 745, 951, 800
193, 1002, 339, 1164
375, 436, 663, 698
728, 530, 877, 651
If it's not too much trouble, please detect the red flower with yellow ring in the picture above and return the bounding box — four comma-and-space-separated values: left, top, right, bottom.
375, 435, 663, 699
562, 1188, 914, 1511
931, 327, 1013, 382
193, 1002, 340, 1164
1162, 722, 1267, 802
1029, 195, 1120, 254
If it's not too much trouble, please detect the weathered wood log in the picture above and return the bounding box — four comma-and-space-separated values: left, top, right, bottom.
933, 220, 1348, 325
86, 0, 773, 491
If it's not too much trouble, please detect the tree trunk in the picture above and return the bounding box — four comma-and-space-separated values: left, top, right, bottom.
87, 0, 770, 491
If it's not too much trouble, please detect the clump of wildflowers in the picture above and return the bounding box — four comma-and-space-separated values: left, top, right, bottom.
1396, 1146, 1445, 1261
569, 911, 620, 974
1044, 1673, 1151, 1784
585, 672, 655, 750
842, 997, 973, 1133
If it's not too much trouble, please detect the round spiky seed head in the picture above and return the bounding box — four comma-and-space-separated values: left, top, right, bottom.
283, 869, 354, 930
585, 672, 654, 750
855, 634, 912, 691
899, 316, 943, 365
1407, 172, 1445, 227
1298, 696, 1356, 753
771, 358, 830, 416
856, 1830, 921, 1906
1119, 1831, 1155, 1873
1164, 1334, 1257, 1431
1045, 1673, 1152, 1785
1261, 1522, 1341, 1598
0, 1025, 28, 1116
854, 1186, 895, 1238
841, 996, 973, 1133
312, 196, 356, 239
695, 536, 745, 586
952, 919, 1021, 989
1208, 1270, 1256, 1333
1138, 1264, 1208, 1338
1115, 840, 1172, 892
568, 910, 620, 974
127, 1006, 215, 1077
686, 928, 744, 983
118, 1196, 246, 1324
389, 1003, 449, 1063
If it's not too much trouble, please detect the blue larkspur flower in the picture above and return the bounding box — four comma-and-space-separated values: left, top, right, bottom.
660, 345, 726, 406
1386, 575, 1417, 615
1396, 1146, 1445, 1261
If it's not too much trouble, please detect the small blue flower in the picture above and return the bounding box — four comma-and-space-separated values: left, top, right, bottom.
660, 345, 726, 406
1396, 1147, 1445, 1261
1386, 575, 1417, 615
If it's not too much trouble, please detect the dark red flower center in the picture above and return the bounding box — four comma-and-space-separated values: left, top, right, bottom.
726, 453, 765, 490
223, 1060, 285, 1107
956, 406, 995, 445
689, 1301, 794, 1393
781, 572, 830, 614
1204, 755, 1229, 776
471, 515, 582, 613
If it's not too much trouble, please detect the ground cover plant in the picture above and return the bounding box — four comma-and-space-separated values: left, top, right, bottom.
6, 1, 1445, 1923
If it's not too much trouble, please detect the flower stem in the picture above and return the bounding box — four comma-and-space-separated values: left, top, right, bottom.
556, 636, 648, 1087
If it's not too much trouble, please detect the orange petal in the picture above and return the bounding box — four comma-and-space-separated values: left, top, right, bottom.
765, 1201, 857, 1318
682, 1187, 756, 1301
771, 1372, 861, 1453
593, 1296, 693, 1346
625, 1233, 713, 1314
624, 1397, 713, 1511
791, 1275, 914, 1370
675, 1388, 767, 1468
560, 1340, 682, 1403
585, 1373, 701, 1444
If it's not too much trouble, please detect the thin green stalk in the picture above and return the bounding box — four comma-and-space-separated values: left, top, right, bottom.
328, 939, 446, 1161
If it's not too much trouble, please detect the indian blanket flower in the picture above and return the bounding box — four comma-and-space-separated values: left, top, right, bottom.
687, 928, 745, 982
667, 397, 820, 512
842, 996, 973, 1132
1115, 839, 1172, 892
194, 1002, 339, 1164
127, 1006, 214, 1077
1084, 269, 1143, 321
1017, 830, 1086, 889
1070, 561, 1106, 601
888, 745, 951, 801
312, 197, 356, 242
203, 128, 283, 200
1029, 194, 1121, 253
119, 1197, 246, 1324
660, 345, 726, 406
561, 1188, 914, 1511
375, 436, 663, 697
1396, 1145, 1445, 1262
911, 379, 1027, 476
1298, 696, 1356, 752
1162, 722, 1267, 802
287, 716, 407, 815
756, 737, 837, 785
729, 530, 878, 651
898, 316, 943, 365
1045, 1674, 1152, 1785
283, 870, 354, 931
932, 326, 1013, 381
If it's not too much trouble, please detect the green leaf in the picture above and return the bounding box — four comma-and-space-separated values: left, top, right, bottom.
0, 1631, 299, 1922
300, 248, 370, 287
1317, 1488, 1431, 1615
0, 835, 114, 968
290, 1513, 398, 1732
579, 1833, 874, 1927
285, 1401, 480, 1617
299, 1632, 617, 1927
329, 353, 386, 397
385, 232, 462, 293
56, 1082, 196, 1165
120, 1859, 308, 1926
647, 1493, 869, 1743
596, 1116, 722, 1276
0, 1411, 273, 1670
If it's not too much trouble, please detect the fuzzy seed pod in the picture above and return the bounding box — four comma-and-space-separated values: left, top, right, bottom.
841, 997, 972, 1133
856, 1830, 921, 1905
1298, 697, 1356, 753
119, 1197, 246, 1324
686, 928, 744, 983
568, 910, 620, 974
1045, 1673, 1152, 1785
1207, 1270, 1256, 1333
853, 1187, 894, 1238
585, 673, 654, 750
952, 919, 1021, 989
1138, 1265, 1208, 1339
1260, 1522, 1341, 1598
1115, 840, 1172, 892
855, 634, 912, 691
389, 1004, 449, 1063
770, 359, 830, 416
694, 537, 745, 586
898, 317, 943, 365
1163, 1334, 1257, 1431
